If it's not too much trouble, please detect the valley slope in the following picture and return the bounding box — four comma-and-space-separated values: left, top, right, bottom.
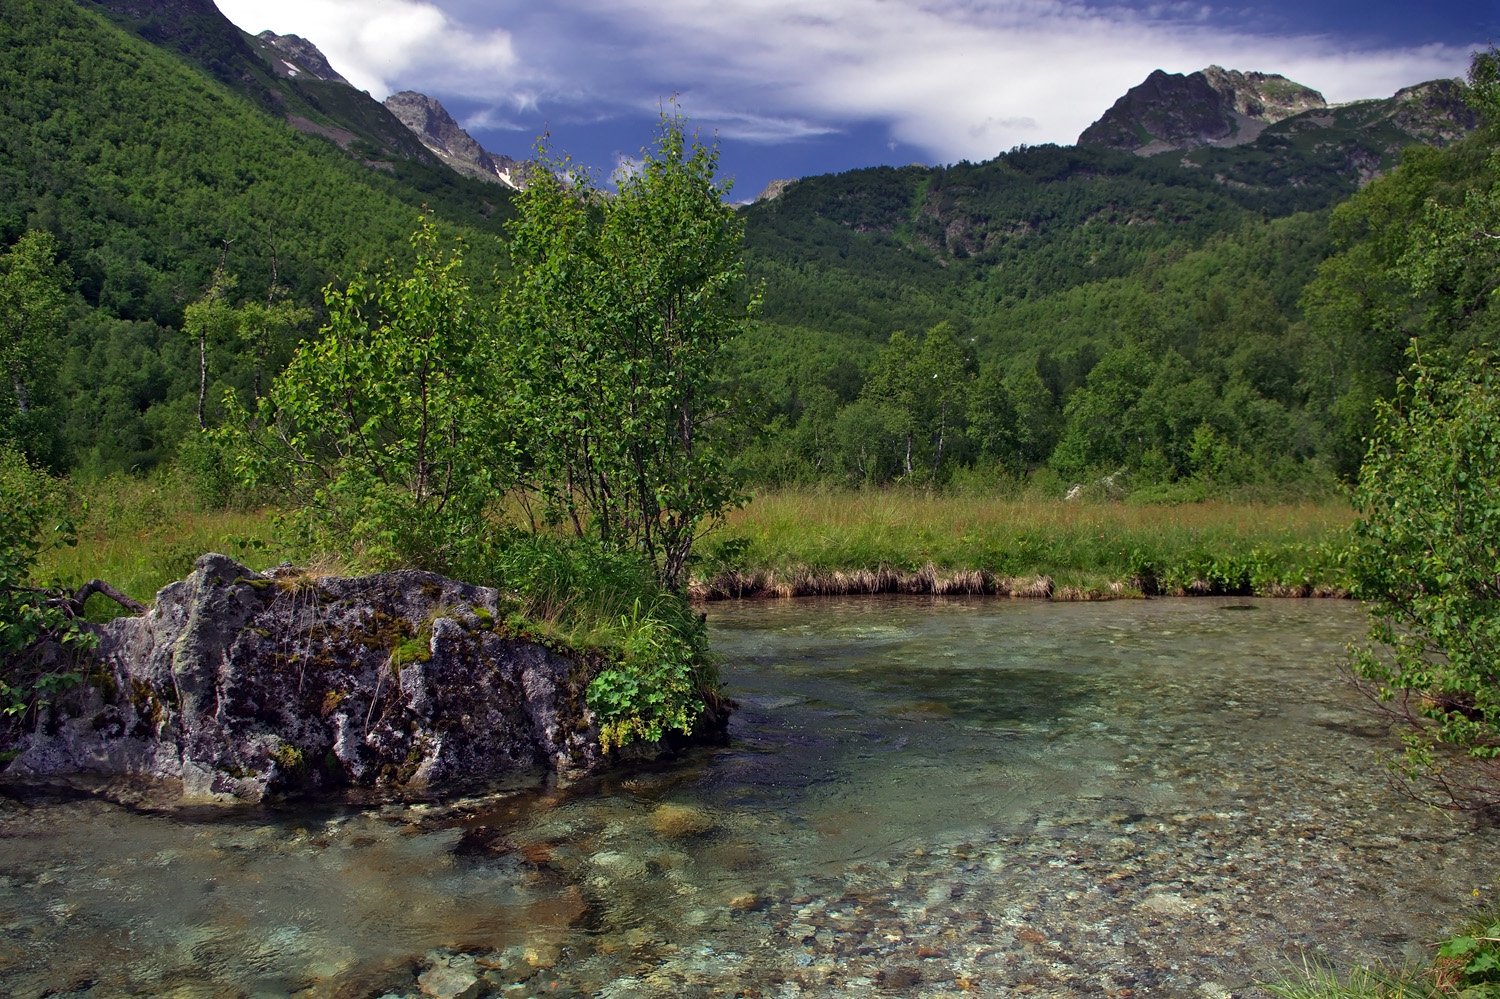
1, 4, 1490, 496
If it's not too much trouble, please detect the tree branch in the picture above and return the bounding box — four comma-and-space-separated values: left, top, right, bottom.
65, 580, 146, 616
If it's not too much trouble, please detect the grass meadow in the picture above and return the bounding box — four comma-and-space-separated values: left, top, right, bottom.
699, 488, 1355, 598
37, 476, 1356, 612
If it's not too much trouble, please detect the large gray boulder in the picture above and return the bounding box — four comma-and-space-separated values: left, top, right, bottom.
6, 554, 616, 802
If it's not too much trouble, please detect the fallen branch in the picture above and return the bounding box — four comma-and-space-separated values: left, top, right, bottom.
64, 580, 146, 616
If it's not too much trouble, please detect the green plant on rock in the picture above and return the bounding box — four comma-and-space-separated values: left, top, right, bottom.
269, 742, 306, 775
588, 599, 707, 753
388, 631, 433, 673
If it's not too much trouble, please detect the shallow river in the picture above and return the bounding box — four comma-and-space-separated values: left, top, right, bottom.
2, 597, 1497, 997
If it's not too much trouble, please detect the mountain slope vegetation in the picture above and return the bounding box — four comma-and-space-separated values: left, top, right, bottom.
1, 2, 1489, 498
1, 0, 512, 472
732, 70, 1487, 493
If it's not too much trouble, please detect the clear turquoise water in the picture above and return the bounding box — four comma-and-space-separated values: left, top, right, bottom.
1, 597, 1495, 996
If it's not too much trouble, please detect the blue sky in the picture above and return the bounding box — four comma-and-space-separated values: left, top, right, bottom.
216, 0, 1495, 199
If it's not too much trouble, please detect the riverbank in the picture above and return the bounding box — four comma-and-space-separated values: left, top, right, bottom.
3, 597, 1489, 996
696, 489, 1355, 600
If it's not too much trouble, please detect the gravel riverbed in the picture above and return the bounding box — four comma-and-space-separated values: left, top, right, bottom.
2, 597, 1495, 997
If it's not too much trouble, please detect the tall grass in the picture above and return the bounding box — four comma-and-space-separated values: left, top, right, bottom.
1265, 901, 1500, 998
39, 477, 1359, 611
34, 470, 291, 614
698, 488, 1355, 596
33, 472, 705, 655
1263, 961, 1432, 999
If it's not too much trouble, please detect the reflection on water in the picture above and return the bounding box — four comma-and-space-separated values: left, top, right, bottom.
2, 597, 1496, 996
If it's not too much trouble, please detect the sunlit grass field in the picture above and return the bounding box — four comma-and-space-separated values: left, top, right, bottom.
37, 476, 1357, 608
700, 488, 1355, 596
35, 472, 293, 609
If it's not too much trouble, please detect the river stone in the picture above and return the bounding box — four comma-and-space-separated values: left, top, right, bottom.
418, 955, 483, 999
4, 554, 722, 803
648, 802, 717, 839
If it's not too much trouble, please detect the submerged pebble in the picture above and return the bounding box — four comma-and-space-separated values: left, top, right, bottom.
1, 598, 1496, 997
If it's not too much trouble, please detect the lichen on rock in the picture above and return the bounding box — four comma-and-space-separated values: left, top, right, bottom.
2, 554, 677, 803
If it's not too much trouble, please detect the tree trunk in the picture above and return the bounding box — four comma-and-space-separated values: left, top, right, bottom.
197, 332, 208, 429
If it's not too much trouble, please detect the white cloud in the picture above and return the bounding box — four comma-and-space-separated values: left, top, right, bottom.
665, 106, 844, 144
555, 0, 1475, 159
460, 107, 528, 133
214, 0, 520, 97
612, 152, 645, 182
214, 0, 1479, 162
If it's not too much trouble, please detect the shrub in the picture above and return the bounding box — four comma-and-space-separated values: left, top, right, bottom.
480, 535, 714, 750
1347, 350, 1500, 815
0, 446, 91, 722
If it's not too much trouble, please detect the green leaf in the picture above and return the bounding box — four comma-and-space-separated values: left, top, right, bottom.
1441, 936, 1481, 958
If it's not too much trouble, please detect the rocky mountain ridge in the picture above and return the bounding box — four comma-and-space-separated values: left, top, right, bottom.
383, 91, 527, 189
248, 30, 531, 190
1079, 66, 1327, 154
250, 29, 350, 86
1077, 64, 1476, 168
86, 0, 526, 189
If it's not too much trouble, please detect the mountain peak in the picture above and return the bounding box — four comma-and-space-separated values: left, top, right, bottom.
382, 91, 527, 189
251, 31, 350, 86
1079, 67, 1325, 155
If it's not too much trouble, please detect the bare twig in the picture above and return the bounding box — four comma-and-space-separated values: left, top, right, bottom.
65, 580, 146, 616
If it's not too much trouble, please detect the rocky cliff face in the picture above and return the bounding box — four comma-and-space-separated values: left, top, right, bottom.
1171, 75, 1480, 188
1199, 66, 1326, 124
250, 30, 350, 85
90, 2, 526, 188
1079, 66, 1326, 155
1384, 79, 1481, 146
755, 178, 798, 203
383, 91, 528, 189
5, 555, 712, 803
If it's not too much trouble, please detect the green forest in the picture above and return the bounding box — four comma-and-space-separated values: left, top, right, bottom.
1, 0, 1494, 506
1, 0, 511, 474
732, 107, 1496, 494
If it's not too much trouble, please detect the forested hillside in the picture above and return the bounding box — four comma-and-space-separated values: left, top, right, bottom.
1, 0, 510, 473
0, 0, 1491, 501
733, 75, 1489, 494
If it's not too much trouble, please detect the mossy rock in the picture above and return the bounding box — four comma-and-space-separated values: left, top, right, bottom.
647, 802, 716, 840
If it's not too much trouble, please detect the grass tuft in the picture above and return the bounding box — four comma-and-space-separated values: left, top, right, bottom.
1264, 958, 1430, 999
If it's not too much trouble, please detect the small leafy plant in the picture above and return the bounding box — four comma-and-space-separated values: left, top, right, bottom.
588, 599, 705, 752
1435, 913, 1500, 992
